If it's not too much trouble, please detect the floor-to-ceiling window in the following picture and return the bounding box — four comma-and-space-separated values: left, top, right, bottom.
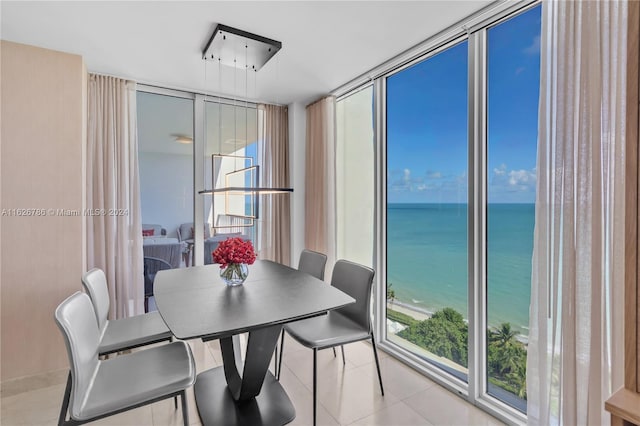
486, 5, 541, 410
203, 99, 258, 265
386, 40, 470, 381
364, 2, 541, 421
137, 91, 194, 271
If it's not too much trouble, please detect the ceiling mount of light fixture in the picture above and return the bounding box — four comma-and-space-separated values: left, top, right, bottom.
200, 24, 292, 198
202, 24, 282, 71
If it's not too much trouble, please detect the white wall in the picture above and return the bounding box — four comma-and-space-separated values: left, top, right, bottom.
139, 152, 193, 238
289, 102, 307, 266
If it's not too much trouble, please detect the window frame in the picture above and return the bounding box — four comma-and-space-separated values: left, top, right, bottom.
331, 1, 541, 424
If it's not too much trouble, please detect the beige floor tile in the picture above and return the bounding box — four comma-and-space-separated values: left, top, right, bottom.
150, 388, 202, 426
278, 365, 340, 426
404, 386, 505, 426
358, 355, 436, 400
1, 383, 65, 425
90, 405, 154, 425
340, 341, 388, 368
350, 400, 434, 425
282, 346, 359, 388
312, 365, 400, 425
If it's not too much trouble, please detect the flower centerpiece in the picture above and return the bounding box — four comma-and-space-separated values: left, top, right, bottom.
212, 237, 257, 286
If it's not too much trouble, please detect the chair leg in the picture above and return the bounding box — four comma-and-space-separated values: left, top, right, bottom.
174, 395, 178, 409
313, 348, 318, 426
181, 390, 189, 426
144, 296, 149, 314
58, 372, 72, 426
277, 330, 285, 380
370, 333, 384, 396
341, 345, 346, 365
332, 347, 336, 357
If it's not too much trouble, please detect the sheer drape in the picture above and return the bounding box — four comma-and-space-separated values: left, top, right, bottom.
305, 96, 336, 276
258, 104, 291, 265
87, 74, 144, 319
527, 1, 626, 424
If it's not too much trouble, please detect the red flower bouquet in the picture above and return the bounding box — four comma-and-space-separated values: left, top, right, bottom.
212, 237, 257, 267
212, 237, 256, 286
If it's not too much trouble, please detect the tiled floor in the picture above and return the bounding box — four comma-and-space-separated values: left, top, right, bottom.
1, 336, 504, 425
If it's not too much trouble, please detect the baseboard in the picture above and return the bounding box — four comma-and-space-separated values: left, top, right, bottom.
1, 368, 68, 398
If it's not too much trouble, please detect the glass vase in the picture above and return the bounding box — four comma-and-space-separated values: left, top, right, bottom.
220, 263, 249, 287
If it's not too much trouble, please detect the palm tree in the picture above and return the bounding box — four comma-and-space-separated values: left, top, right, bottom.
387, 282, 396, 304
492, 323, 518, 348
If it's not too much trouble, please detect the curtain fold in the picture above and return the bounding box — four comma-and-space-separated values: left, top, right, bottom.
87, 74, 144, 319
258, 104, 291, 265
304, 96, 337, 276
527, 1, 626, 424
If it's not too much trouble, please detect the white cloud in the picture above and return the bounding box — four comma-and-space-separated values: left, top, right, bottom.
491, 164, 536, 193
494, 164, 507, 176
508, 169, 536, 190
524, 35, 540, 55
515, 66, 526, 75
403, 168, 411, 182
427, 171, 442, 179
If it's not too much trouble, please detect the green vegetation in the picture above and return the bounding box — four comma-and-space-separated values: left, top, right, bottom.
387, 308, 417, 327
398, 307, 468, 366
386, 282, 396, 303
487, 323, 527, 398
393, 307, 527, 400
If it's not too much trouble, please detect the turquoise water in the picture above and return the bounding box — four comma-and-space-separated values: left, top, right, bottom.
387, 203, 534, 335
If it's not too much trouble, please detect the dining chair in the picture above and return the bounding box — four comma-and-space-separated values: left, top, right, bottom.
274, 249, 328, 379
81, 268, 172, 356
143, 256, 172, 313
55, 292, 196, 426
280, 259, 384, 426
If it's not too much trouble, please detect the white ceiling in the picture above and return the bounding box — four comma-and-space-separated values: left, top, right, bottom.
1, 1, 492, 105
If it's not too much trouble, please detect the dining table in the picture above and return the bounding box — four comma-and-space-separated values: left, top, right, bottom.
154, 260, 355, 426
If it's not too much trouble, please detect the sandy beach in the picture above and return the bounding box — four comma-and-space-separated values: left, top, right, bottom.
387, 300, 432, 321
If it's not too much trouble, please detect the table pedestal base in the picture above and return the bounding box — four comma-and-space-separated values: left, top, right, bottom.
195, 367, 295, 426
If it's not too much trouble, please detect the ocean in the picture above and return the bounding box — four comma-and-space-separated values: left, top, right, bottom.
387, 203, 534, 336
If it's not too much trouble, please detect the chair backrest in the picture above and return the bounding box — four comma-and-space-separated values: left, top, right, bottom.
330, 260, 375, 333
144, 256, 173, 296
298, 249, 327, 281
81, 268, 110, 333
178, 222, 211, 241
54, 292, 100, 420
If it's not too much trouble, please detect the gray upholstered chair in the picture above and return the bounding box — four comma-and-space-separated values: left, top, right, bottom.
275, 249, 328, 378
143, 257, 172, 313
81, 268, 172, 356
55, 292, 195, 425
280, 260, 384, 426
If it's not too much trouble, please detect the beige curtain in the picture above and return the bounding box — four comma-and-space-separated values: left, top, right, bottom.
527, 1, 626, 424
305, 96, 336, 275
258, 104, 291, 265
87, 74, 144, 319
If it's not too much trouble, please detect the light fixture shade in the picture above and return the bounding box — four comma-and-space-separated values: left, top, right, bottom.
202, 24, 282, 71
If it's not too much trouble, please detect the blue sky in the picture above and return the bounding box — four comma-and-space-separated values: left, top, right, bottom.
387, 5, 541, 204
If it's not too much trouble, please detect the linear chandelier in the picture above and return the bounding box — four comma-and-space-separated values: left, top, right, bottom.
199, 24, 292, 197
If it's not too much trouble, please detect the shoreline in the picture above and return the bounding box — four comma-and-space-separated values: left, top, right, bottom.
387, 298, 529, 344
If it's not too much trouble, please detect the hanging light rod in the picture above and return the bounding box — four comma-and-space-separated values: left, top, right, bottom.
202, 24, 282, 71
198, 188, 293, 195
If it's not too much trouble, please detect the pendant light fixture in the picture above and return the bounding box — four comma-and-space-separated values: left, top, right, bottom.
198, 24, 293, 196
